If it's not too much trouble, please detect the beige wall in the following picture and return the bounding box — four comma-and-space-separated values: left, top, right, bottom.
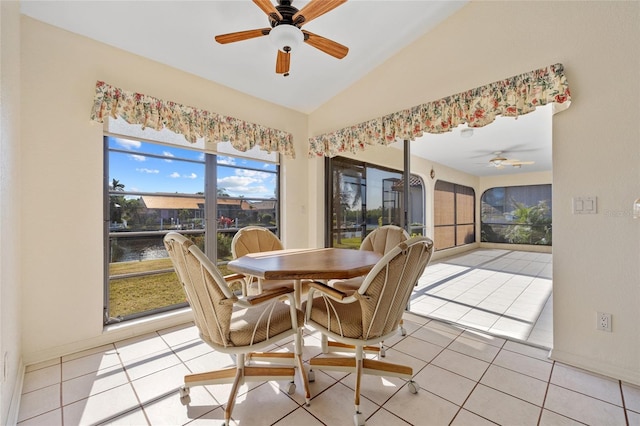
1, 1, 23, 424
12, 0, 640, 395
309, 1, 640, 385
19, 16, 309, 362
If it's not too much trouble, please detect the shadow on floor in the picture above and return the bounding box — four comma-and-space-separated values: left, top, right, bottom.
410, 248, 553, 349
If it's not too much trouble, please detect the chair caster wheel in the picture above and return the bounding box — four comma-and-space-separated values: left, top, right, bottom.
179, 386, 190, 398
179, 386, 191, 405
408, 380, 419, 394
287, 382, 296, 395
308, 369, 316, 383
354, 412, 365, 426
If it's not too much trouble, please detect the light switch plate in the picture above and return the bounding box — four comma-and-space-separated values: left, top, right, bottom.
572, 196, 597, 214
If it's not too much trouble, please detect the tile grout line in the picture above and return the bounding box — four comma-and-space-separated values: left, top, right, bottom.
620, 380, 630, 426
446, 329, 507, 425
536, 356, 555, 425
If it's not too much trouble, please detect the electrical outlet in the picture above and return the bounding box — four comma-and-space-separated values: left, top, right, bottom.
597, 312, 612, 332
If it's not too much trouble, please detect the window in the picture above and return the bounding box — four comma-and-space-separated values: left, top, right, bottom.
325, 157, 424, 249
433, 181, 475, 251
104, 133, 279, 324
481, 184, 551, 245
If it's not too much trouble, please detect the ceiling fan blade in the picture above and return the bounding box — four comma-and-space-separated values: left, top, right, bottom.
215, 28, 271, 44
506, 161, 535, 166
303, 30, 348, 59
293, 0, 347, 25
253, 0, 283, 21
276, 50, 291, 75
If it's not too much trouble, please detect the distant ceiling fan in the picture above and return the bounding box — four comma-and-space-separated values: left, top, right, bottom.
214, 0, 349, 77
488, 152, 535, 169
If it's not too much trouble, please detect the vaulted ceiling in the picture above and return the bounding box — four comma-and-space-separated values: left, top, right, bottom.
21, 0, 551, 176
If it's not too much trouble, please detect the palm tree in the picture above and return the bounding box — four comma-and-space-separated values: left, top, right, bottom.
109, 179, 126, 225
111, 179, 125, 191
505, 200, 551, 244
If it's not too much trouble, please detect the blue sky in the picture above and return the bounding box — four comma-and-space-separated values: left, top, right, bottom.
108, 136, 277, 198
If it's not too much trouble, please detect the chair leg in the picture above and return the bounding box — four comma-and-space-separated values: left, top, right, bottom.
323, 338, 380, 355
399, 318, 406, 336
224, 356, 245, 425
295, 329, 311, 406
354, 346, 364, 426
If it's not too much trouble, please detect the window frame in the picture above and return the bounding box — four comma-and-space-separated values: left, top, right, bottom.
480, 184, 552, 246
103, 134, 280, 324
433, 180, 476, 251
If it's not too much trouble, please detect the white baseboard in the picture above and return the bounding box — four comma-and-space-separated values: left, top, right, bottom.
22, 308, 194, 367
549, 348, 640, 387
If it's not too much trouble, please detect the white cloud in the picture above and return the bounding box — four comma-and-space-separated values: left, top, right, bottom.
218, 175, 258, 187
235, 169, 271, 179
115, 138, 141, 150
217, 156, 236, 165
163, 151, 174, 162
136, 168, 159, 174
130, 154, 146, 162
217, 175, 272, 196
169, 172, 198, 179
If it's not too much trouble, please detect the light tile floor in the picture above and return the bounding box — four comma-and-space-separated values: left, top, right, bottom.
18, 314, 639, 425
410, 249, 553, 349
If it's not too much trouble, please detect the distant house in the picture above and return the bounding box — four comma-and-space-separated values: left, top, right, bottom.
140, 195, 205, 228
140, 195, 277, 228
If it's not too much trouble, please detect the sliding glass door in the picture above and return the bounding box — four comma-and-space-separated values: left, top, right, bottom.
326, 157, 424, 248
328, 158, 366, 249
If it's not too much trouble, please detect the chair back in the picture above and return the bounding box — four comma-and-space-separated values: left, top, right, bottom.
231, 226, 284, 258
356, 236, 433, 340
360, 225, 410, 255
164, 232, 236, 348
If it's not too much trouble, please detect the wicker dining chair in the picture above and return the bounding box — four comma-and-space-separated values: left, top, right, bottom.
326, 225, 411, 356
231, 225, 313, 303
163, 232, 310, 425
231, 226, 293, 295
303, 236, 434, 426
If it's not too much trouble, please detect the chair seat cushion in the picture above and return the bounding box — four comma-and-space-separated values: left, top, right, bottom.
303, 297, 363, 339
229, 303, 304, 346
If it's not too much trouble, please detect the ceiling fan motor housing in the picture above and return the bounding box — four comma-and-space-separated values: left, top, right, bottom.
268, 0, 305, 53
269, 1, 302, 27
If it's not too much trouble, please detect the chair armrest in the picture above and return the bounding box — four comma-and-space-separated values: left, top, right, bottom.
224, 273, 246, 284
245, 286, 294, 305
308, 281, 349, 301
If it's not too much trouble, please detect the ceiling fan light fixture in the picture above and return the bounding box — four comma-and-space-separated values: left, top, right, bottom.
269, 24, 304, 52
490, 156, 507, 166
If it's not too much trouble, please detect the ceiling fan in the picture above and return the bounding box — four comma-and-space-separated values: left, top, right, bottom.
214, 0, 349, 77
488, 152, 535, 169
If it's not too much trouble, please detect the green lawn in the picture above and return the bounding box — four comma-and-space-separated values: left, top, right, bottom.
108, 259, 235, 319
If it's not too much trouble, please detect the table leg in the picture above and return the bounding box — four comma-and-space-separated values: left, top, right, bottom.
294, 279, 301, 308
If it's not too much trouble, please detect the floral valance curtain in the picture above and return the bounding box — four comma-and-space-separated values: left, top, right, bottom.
90, 81, 296, 159
308, 63, 571, 158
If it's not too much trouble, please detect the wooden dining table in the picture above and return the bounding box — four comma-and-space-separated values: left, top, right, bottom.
227, 248, 382, 307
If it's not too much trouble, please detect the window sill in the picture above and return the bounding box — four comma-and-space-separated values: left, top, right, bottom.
103, 307, 194, 337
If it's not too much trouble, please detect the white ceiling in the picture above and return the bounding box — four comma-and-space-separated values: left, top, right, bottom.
21, 0, 552, 177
